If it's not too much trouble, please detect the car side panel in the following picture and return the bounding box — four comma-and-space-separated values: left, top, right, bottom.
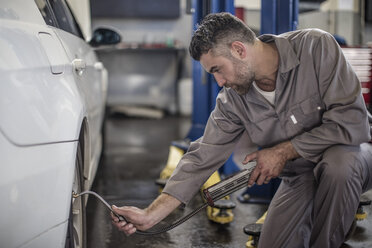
19, 222, 67, 248
0, 131, 77, 248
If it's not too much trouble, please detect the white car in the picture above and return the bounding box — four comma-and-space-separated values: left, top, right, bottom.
0, 0, 120, 247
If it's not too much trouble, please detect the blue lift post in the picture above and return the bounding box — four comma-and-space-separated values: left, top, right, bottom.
187, 0, 298, 202
187, 0, 235, 141
188, 0, 240, 174
158, 1, 236, 198
261, 0, 298, 35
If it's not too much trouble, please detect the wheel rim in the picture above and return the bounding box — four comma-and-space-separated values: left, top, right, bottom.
66, 145, 86, 248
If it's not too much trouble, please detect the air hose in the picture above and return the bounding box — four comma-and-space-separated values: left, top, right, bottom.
73, 162, 256, 235
73, 190, 208, 235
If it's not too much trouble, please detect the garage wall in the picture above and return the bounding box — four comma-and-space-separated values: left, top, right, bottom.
236, 0, 368, 46
89, 0, 193, 113
91, 0, 193, 77
235, 0, 260, 34
298, 10, 362, 46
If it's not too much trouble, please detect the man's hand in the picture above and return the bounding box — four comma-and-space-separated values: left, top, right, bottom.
111, 193, 181, 236
111, 206, 152, 235
243, 141, 299, 186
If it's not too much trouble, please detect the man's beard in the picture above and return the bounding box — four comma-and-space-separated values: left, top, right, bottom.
227, 60, 255, 95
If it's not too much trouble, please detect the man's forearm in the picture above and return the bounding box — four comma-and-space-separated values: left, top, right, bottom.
273, 141, 300, 162
144, 193, 182, 227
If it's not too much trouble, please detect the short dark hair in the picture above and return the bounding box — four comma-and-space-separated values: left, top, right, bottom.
189, 12, 256, 61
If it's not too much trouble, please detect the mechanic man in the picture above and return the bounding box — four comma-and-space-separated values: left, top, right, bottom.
112, 12, 372, 247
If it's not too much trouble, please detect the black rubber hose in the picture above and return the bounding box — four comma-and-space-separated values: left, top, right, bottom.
135, 202, 208, 235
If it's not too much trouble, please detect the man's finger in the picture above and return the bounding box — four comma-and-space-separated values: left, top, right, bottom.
248, 168, 259, 187
264, 177, 272, 184
112, 205, 131, 219
119, 222, 137, 235
256, 174, 266, 185
243, 152, 257, 164
127, 226, 137, 235
112, 219, 127, 230
112, 205, 123, 213
110, 211, 119, 222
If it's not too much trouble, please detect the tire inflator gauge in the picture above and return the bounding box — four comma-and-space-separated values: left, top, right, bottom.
73, 161, 256, 235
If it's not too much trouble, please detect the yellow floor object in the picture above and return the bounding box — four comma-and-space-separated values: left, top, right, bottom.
346, 198, 371, 241
156, 145, 185, 193
355, 211, 367, 221
159, 145, 184, 180
355, 197, 370, 221
245, 211, 267, 248
346, 205, 368, 241
201, 171, 235, 224
255, 212, 267, 224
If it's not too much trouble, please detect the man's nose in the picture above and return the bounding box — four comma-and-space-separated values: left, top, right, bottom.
214, 74, 226, 87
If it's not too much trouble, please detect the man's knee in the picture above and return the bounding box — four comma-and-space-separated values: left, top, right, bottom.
314, 145, 364, 185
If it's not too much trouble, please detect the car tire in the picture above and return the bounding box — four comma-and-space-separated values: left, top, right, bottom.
65, 144, 87, 248
101, 105, 109, 155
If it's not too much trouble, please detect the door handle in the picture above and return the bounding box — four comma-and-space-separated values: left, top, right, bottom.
94, 62, 104, 70
72, 59, 86, 76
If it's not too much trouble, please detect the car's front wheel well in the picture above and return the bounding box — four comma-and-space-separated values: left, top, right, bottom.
66, 133, 87, 248
78, 118, 90, 190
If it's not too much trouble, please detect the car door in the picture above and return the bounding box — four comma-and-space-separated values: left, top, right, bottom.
46, 0, 107, 185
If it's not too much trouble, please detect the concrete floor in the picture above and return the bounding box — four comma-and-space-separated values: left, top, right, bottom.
87, 114, 372, 248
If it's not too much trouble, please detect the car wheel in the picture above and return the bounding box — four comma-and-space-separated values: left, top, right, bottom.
65, 144, 86, 248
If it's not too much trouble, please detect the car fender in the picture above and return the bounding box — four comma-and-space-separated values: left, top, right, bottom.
0, 131, 78, 248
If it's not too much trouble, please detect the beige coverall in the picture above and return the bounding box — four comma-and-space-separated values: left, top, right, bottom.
163, 29, 372, 247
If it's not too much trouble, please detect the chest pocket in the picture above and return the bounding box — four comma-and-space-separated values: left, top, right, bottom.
245, 114, 286, 148
285, 95, 324, 138
244, 95, 324, 147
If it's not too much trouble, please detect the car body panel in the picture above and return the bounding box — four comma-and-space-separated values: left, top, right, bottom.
19, 222, 67, 248
0, 131, 77, 248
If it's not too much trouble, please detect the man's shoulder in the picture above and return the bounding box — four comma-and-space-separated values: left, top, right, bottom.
278, 29, 337, 53
216, 87, 246, 109
217, 87, 239, 102
280, 28, 330, 41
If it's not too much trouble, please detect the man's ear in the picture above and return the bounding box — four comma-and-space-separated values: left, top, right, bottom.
231, 41, 246, 59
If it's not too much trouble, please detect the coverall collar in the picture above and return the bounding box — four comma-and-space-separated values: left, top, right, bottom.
258, 34, 300, 74
242, 33, 300, 107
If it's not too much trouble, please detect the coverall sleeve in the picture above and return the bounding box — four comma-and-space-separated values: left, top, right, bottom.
162, 89, 245, 205
291, 32, 371, 163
